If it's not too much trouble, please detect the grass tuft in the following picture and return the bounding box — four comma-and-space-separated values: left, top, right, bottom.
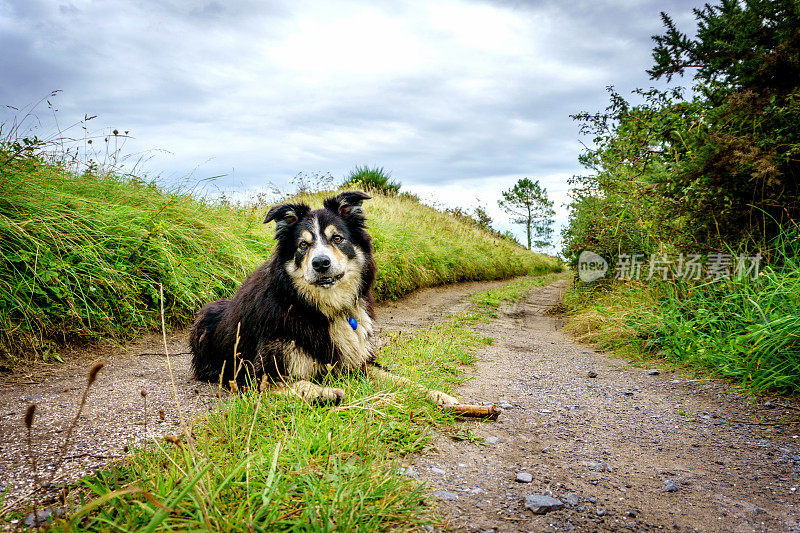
565, 230, 800, 394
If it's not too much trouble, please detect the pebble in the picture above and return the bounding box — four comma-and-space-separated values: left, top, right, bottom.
565, 492, 579, 506
485, 436, 500, 445
25, 508, 63, 528
499, 401, 513, 409
648, 369, 660, 375
587, 371, 598, 378
433, 490, 459, 501
623, 390, 634, 396
430, 467, 446, 475
523, 494, 564, 514
398, 467, 419, 479
516, 472, 533, 483
663, 479, 680, 492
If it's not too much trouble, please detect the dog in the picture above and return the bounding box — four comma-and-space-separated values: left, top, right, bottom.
189, 191, 459, 406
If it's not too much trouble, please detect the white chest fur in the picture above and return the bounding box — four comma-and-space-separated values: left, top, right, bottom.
283, 300, 374, 381
329, 301, 374, 370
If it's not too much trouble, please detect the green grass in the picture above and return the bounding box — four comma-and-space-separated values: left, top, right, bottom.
564, 231, 800, 394
0, 151, 561, 364
29, 275, 552, 532
342, 165, 401, 195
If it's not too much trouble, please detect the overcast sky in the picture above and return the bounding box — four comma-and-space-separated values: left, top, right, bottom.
0, 0, 700, 248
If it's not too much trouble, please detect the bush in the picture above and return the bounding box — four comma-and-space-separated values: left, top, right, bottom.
342, 165, 401, 195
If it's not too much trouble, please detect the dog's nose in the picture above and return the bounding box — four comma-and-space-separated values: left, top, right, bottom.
311, 255, 331, 272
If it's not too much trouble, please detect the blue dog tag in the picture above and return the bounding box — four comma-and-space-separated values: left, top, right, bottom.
349, 317, 358, 331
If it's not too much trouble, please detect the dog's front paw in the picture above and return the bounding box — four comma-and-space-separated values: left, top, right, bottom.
428, 389, 459, 407
317, 386, 345, 405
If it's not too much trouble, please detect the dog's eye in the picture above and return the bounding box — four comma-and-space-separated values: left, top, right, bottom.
331, 235, 343, 244
298, 241, 309, 250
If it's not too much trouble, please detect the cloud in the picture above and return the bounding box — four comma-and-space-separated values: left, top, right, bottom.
0, 0, 701, 247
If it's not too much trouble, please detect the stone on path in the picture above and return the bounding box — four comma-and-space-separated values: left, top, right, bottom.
663, 479, 679, 492
433, 490, 459, 501
515, 472, 533, 483
523, 494, 564, 514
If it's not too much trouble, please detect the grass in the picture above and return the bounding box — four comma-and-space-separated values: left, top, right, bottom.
0, 150, 561, 364
18, 275, 554, 532
564, 229, 800, 394
342, 165, 401, 195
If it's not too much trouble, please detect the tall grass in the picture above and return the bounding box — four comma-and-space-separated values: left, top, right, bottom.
342, 165, 400, 195
565, 229, 800, 394
0, 152, 560, 363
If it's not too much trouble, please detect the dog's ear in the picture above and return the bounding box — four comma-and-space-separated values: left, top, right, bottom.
264, 203, 309, 235
323, 191, 371, 219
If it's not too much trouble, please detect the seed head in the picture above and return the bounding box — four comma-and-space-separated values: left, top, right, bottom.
140, 390, 147, 398
88, 361, 105, 385
24, 404, 36, 429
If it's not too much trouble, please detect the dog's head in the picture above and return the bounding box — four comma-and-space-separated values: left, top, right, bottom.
265, 191, 373, 311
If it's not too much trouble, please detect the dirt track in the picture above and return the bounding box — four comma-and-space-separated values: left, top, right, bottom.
414, 280, 800, 532
2, 278, 800, 531
0, 279, 508, 513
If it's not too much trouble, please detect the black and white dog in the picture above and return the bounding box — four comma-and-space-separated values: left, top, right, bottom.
189, 191, 458, 405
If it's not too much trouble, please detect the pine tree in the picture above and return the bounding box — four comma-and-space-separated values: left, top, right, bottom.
498, 178, 555, 251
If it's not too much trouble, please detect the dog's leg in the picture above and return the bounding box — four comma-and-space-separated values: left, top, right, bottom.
367, 366, 459, 407
270, 380, 345, 404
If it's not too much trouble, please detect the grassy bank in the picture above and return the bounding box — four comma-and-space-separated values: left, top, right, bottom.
565, 235, 800, 394
0, 152, 561, 364
16, 275, 563, 531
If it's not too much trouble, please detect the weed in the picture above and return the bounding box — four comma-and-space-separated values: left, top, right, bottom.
342, 165, 401, 195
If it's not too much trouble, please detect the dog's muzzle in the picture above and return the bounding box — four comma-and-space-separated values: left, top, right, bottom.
312, 272, 345, 287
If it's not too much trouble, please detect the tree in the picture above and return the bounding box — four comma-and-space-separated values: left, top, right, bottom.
564, 0, 800, 263
472, 201, 493, 231
646, 0, 800, 247
498, 178, 555, 251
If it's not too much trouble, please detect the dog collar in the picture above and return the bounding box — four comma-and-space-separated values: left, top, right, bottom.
348, 317, 357, 331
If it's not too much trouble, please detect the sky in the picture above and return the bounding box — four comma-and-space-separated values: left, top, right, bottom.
0, 0, 701, 249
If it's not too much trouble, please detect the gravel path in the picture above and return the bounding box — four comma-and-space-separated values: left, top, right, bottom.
413, 279, 800, 532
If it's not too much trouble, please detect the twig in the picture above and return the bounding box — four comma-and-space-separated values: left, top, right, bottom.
158, 284, 212, 527
716, 414, 799, 426
62, 453, 124, 461
245, 391, 263, 520
136, 351, 192, 357
159, 284, 187, 432
772, 402, 800, 412
24, 404, 41, 533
